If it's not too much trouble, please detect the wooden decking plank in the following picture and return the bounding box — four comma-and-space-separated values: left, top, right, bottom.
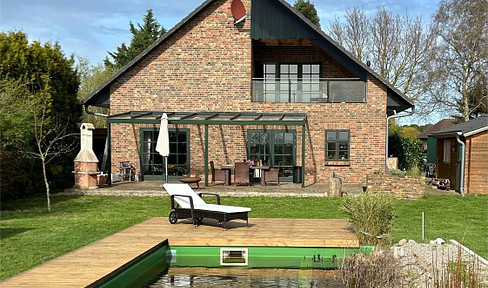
1, 217, 358, 287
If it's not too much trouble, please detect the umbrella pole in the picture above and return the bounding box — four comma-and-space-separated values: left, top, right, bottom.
165, 156, 168, 183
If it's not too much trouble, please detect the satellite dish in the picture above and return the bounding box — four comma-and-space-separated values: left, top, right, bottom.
231, 0, 247, 24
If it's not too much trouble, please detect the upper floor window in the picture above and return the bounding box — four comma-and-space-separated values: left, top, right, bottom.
252, 62, 365, 103
326, 130, 350, 161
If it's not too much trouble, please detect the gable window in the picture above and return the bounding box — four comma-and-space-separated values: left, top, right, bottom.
326, 130, 350, 161
254, 63, 322, 102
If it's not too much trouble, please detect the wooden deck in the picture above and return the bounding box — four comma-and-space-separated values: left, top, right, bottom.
1, 217, 358, 287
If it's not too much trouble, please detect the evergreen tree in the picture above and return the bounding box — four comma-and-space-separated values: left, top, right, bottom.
294, 0, 321, 28
0, 31, 81, 200
105, 9, 166, 69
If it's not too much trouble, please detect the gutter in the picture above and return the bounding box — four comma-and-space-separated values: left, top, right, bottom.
386, 107, 415, 172
84, 105, 109, 118
455, 132, 465, 196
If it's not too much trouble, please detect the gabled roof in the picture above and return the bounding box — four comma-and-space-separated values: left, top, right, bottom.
82, 0, 414, 113
251, 0, 413, 112
417, 119, 456, 139
83, 0, 216, 108
431, 114, 488, 137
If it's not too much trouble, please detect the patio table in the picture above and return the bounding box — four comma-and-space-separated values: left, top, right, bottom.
250, 166, 270, 185
220, 166, 233, 186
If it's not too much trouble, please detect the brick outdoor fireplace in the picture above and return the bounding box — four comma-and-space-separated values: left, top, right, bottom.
73, 123, 99, 189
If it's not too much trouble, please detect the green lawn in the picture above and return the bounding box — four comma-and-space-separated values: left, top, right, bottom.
1, 194, 487, 280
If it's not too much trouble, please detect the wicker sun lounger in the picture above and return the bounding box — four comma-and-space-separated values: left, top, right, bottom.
162, 183, 251, 229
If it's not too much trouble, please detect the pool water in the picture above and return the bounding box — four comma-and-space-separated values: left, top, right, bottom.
147, 267, 344, 288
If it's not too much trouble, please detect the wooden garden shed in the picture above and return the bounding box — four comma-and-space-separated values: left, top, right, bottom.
432, 114, 488, 194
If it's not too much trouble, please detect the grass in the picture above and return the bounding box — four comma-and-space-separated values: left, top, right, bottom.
1, 193, 487, 280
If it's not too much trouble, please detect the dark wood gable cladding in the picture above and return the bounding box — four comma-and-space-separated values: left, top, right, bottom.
250, 0, 367, 81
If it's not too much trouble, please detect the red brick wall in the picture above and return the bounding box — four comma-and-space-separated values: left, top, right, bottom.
109, 0, 388, 185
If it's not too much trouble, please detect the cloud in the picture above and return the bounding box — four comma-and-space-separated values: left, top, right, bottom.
1, 0, 438, 65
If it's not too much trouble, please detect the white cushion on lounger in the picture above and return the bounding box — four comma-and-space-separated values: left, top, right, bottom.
196, 204, 251, 213
163, 183, 251, 213
164, 183, 207, 207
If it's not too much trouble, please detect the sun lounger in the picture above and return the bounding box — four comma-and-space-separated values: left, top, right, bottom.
162, 183, 251, 229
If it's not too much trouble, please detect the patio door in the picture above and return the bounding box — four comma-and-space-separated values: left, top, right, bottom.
247, 130, 296, 181
140, 128, 190, 180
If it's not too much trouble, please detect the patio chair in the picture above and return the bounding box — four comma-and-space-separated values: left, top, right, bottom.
120, 161, 135, 181
210, 161, 226, 184
263, 162, 281, 186
234, 162, 252, 186
163, 183, 250, 229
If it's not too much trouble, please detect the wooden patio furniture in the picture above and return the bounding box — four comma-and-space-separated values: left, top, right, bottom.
119, 161, 135, 181
234, 162, 253, 186
210, 161, 227, 185
263, 162, 281, 186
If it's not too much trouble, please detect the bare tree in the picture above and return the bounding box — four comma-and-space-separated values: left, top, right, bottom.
25, 95, 78, 212
329, 8, 369, 61
327, 7, 435, 117
427, 0, 488, 121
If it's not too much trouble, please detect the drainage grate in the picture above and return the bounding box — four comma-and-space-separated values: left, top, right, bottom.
220, 248, 248, 266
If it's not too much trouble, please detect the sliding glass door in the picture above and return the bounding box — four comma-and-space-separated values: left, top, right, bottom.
247, 129, 296, 180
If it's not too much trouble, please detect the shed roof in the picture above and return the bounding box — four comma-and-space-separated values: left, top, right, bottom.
82, 0, 413, 113
431, 115, 488, 137
417, 119, 456, 139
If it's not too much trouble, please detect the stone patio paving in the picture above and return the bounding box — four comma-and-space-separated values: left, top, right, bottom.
63, 178, 457, 197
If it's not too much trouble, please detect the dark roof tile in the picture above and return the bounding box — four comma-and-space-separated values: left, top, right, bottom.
431, 115, 488, 137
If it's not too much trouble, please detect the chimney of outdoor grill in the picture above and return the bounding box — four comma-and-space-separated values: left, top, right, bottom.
73, 123, 99, 189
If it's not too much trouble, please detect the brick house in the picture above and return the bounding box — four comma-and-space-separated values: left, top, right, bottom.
82, 0, 413, 187
431, 115, 488, 194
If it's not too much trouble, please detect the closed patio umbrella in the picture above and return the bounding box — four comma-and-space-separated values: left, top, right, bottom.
156, 113, 170, 182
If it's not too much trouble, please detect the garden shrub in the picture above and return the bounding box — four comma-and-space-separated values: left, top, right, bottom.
341, 192, 395, 247
388, 132, 424, 171
341, 250, 402, 288
388, 169, 406, 177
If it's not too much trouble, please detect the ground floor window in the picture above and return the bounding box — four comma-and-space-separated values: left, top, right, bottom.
247, 129, 296, 179
326, 130, 350, 161
140, 128, 189, 179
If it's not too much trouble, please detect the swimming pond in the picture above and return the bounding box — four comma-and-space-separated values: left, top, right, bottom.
146, 267, 344, 288
95, 243, 374, 287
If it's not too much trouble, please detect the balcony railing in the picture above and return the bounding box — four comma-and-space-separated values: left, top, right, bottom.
252, 78, 366, 103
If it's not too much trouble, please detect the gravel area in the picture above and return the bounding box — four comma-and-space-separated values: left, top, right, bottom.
391, 239, 488, 287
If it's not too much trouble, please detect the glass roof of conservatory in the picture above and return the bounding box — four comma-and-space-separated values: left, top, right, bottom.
107, 111, 307, 126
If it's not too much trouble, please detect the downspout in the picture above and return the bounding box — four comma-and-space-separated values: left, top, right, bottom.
386, 107, 415, 172
455, 132, 465, 196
